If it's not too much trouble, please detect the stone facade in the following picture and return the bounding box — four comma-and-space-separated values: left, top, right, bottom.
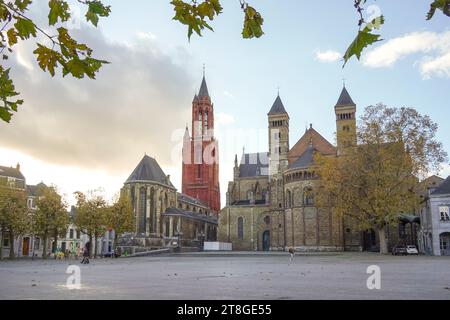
219, 87, 362, 252
419, 176, 450, 256
121, 155, 217, 249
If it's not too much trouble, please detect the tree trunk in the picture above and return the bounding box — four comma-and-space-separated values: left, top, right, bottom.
9, 230, 15, 260
53, 229, 58, 259
377, 226, 388, 254
0, 229, 3, 260
94, 235, 98, 258
88, 235, 93, 258
42, 233, 48, 259
114, 233, 118, 252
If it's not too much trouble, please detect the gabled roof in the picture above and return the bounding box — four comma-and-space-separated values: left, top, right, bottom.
239, 152, 269, 178
335, 86, 356, 107
431, 175, 450, 195
164, 207, 217, 224
198, 76, 210, 98
177, 193, 208, 208
268, 95, 288, 115
289, 144, 315, 169
288, 126, 336, 164
27, 182, 47, 197
0, 165, 25, 180
126, 155, 174, 188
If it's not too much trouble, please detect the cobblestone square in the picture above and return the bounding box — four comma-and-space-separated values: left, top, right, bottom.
0, 252, 449, 300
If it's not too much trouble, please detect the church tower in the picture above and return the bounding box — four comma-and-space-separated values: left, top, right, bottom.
182, 73, 221, 214
335, 85, 357, 156
267, 94, 289, 249
268, 94, 290, 175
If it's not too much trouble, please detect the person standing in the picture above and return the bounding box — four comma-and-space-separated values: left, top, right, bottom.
288, 247, 295, 265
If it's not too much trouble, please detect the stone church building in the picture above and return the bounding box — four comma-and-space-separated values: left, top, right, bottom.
218, 87, 362, 251
120, 75, 220, 249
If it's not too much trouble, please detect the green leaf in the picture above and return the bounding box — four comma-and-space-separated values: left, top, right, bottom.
7, 28, 18, 47
48, 0, 71, 26
85, 0, 111, 27
33, 44, 64, 77
427, 0, 450, 20
343, 16, 385, 67
242, 6, 264, 39
14, 17, 37, 40
14, 0, 32, 12
0, 66, 23, 123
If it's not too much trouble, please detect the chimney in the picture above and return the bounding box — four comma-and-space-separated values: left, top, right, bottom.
16, 163, 20, 171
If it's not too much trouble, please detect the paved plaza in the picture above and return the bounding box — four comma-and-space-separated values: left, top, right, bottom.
0, 252, 449, 300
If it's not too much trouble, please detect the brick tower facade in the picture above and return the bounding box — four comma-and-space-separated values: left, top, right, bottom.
182, 74, 221, 214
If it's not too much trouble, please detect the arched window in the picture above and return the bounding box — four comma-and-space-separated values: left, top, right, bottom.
303, 187, 314, 205
204, 111, 208, 133
139, 187, 147, 234
237, 217, 244, 240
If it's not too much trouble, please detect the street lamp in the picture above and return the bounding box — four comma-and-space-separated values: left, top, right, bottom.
174, 231, 183, 252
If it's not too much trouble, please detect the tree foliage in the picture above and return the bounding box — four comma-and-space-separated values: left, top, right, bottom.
107, 194, 134, 250
73, 190, 107, 258
0, 0, 110, 122
34, 184, 69, 259
0, 182, 29, 259
315, 104, 448, 254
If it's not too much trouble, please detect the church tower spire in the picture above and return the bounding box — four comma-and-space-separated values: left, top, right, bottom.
182, 70, 220, 214
335, 84, 357, 155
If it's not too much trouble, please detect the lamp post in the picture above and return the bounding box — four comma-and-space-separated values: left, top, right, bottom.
174, 231, 183, 253
199, 230, 205, 252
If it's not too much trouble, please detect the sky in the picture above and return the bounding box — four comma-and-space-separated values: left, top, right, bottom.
0, 0, 449, 206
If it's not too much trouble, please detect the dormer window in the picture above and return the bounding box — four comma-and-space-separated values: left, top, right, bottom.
440, 206, 450, 222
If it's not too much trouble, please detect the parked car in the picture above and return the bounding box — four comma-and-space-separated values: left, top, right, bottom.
392, 244, 407, 255
406, 245, 419, 255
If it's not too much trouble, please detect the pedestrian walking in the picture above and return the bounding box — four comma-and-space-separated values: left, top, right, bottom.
81, 244, 90, 264
288, 247, 295, 265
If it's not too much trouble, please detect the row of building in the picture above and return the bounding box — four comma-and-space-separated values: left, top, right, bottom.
1, 74, 449, 257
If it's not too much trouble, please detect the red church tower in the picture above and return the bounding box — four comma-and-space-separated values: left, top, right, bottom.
182, 73, 221, 214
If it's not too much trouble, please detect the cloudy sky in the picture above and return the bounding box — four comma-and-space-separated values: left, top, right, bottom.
1, 0, 449, 206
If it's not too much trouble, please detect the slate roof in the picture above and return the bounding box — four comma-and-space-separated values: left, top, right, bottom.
239, 152, 269, 178
431, 175, 450, 195
198, 76, 210, 98
268, 95, 288, 115
27, 182, 47, 197
164, 207, 217, 224
289, 144, 315, 169
0, 165, 25, 180
335, 86, 356, 107
126, 155, 174, 188
177, 193, 208, 208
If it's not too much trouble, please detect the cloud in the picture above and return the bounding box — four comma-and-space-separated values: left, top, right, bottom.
315, 50, 341, 63
420, 52, 450, 79
215, 112, 235, 127
363, 31, 450, 78
0, 24, 196, 175
223, 90, 234, 99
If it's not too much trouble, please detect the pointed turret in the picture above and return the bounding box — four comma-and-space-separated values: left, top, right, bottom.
268, 94, 288, 115
183, 124, 190, 140
198, 75, 210, 99
335, 86, 356, 108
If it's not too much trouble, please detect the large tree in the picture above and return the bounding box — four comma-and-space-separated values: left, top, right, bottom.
316, 104, 448, 254
34, 185, 69, 259
74, 190, 107, 258
106, 194, 133, 252
0, 183, 29, 259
